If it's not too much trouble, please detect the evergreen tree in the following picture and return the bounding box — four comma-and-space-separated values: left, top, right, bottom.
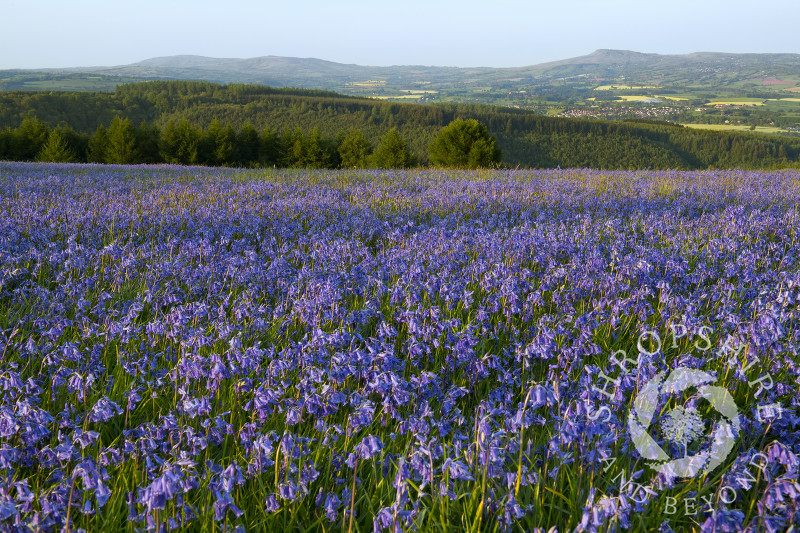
280, 128, 322, 168
161, 119, 199, 165
135, 122, 162, 164
201, 120, 235, 166
106, 117, 138, 164
58, 127, 89, 163
429, 119, 501, 168
234, 122, 260, 166
302, 128, 327, 168
0, 128, 13, 161
13, 117, 50, 161
37, 128, 75, 163
282, 128, 305, 168
260, 127, 280, 167
87, 125, 108, 163
338, 129, 373, 168
159, 120, 180, 164
374, 128, 413, 168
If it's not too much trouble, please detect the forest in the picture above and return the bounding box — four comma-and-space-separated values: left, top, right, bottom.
1, 80, 799, 169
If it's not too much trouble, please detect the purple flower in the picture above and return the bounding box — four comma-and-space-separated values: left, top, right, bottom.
265, 493, 281, 512
443, 458, 474, 481
278, 480, 298, 502
700, 509, 745, 533
212, 490, 243, 521
88, 396, 123, 423
322, 492, 341, 521
355, 435, 383, 460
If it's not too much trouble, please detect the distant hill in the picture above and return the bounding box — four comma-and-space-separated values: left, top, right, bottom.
3, 50, 799, 102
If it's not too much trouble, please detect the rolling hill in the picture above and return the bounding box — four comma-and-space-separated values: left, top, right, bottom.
1, 80, 799, 169
3, 50, 799, 101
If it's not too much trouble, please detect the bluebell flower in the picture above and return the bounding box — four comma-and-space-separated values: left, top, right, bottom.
700, 508, 745, 532
264, 493, 280, 512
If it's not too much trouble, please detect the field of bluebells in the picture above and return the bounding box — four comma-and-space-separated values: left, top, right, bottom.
1, 161, 799, 533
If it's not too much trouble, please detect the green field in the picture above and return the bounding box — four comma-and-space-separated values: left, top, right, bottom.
0, 74, 147, 92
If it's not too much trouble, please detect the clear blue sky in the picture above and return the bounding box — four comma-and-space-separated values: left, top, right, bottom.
3, 0, 799, 69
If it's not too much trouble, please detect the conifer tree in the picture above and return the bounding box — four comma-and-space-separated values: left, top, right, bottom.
374, 128, 413, 168
429, 119, 501, 168
14, 118, 50, 161
87, 125, 108, 163
234, 122, 260, 166
338, 129, 373, 168
37, 128, 75, 163
106, 117, 138, 164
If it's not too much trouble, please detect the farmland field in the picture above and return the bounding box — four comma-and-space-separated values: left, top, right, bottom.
682, 124, 790, 135
594, 85, 660, 91
0, 162, 799, 532
704, 99, 766, 107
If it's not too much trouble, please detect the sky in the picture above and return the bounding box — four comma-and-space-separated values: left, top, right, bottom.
3, 0, 799, 70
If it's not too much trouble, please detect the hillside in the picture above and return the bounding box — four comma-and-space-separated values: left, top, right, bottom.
1, 80, 799, 169
3, 50, 800, 99
4, 50, 800, 134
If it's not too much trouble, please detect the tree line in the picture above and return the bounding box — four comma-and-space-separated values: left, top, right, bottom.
1, 80, 799, 169
0, 116, 426, 168
0, 116, 502, 169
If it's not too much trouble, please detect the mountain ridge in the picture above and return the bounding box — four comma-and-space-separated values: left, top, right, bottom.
108, 49, 800, 71
2, 49, 799, 109
16, 48, 800, 77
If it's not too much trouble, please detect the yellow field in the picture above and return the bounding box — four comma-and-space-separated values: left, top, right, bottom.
348, 80, 386, 88
616, 95, 659, 101
705, 101, 765, 106
587, 95, 687, 102
682, 123, 786, 134
371, 95, 423, 100
595, 85, 659, 90
768, 98, 800, 102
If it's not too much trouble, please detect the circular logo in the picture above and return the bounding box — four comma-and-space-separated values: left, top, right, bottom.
628, 367, 741, 481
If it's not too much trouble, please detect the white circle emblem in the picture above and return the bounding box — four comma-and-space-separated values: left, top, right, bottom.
628, 367, 741, 481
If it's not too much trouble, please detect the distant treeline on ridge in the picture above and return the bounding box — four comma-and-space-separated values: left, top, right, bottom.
1, 80, 799, 169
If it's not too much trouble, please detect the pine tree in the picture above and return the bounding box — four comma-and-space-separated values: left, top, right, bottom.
202, 120, 235, 166
374, 128, 413, 168
106, 117, 138, 164
161, 119, 199, 165
175, 120, 200, 165
338, 129, 373, 168
429, 119, 501, 168
14, 117, 50, 161
0, 128, 13, 161
303, 129, 327, 168
37, 129, 75, 163
234, 122, 260, 166
260, 127, 280, 167
159, 120, 180, 164
136, 122, 162, 164
87, 125, 108, 163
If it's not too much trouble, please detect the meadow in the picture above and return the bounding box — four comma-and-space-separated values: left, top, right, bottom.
0, 162, 798, 532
